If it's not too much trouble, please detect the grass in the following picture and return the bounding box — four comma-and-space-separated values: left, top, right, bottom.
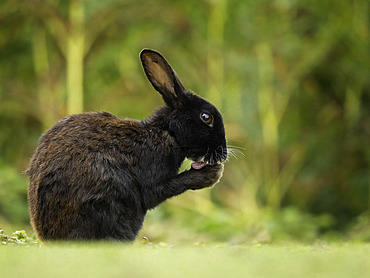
1, 241, 370, 278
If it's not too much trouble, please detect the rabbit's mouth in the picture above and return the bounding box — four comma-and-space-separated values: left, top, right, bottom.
191, 160, 207, 170
188, 155, 207, 170
188, 145, 228, 170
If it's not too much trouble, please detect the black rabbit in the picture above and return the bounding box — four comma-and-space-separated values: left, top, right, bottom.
27, 49, 228, 241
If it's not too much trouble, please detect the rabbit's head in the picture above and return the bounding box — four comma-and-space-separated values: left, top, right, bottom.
140, 49, 227, 169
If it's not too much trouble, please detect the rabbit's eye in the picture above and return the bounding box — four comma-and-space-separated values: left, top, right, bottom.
200, 112, 214, 127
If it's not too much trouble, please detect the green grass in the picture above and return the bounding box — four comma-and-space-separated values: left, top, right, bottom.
1, 242, 370, 278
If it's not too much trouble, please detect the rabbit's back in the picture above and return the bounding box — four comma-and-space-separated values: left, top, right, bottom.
28, 112, 148, 240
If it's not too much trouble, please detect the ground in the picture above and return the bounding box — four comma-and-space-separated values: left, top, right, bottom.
1, 241, 369, 278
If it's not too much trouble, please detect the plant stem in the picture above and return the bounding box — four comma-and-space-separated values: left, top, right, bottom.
66, 0, 85, 115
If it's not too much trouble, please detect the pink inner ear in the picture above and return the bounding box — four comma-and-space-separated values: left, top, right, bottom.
191, 162, 206, 170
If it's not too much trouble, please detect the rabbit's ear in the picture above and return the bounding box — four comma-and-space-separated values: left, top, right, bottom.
140, 49, 186, 108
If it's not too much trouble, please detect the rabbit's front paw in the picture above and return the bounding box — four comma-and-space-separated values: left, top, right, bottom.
187, 163, 224, 190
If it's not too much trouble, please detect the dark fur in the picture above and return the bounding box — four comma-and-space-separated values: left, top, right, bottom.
27, 49, 227, 241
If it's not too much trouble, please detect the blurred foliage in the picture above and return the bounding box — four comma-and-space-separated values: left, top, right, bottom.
0, 166, 29, 226
0, 0, 369, 242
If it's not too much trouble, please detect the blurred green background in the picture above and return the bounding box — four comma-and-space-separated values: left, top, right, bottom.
0, 0, 369, 243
